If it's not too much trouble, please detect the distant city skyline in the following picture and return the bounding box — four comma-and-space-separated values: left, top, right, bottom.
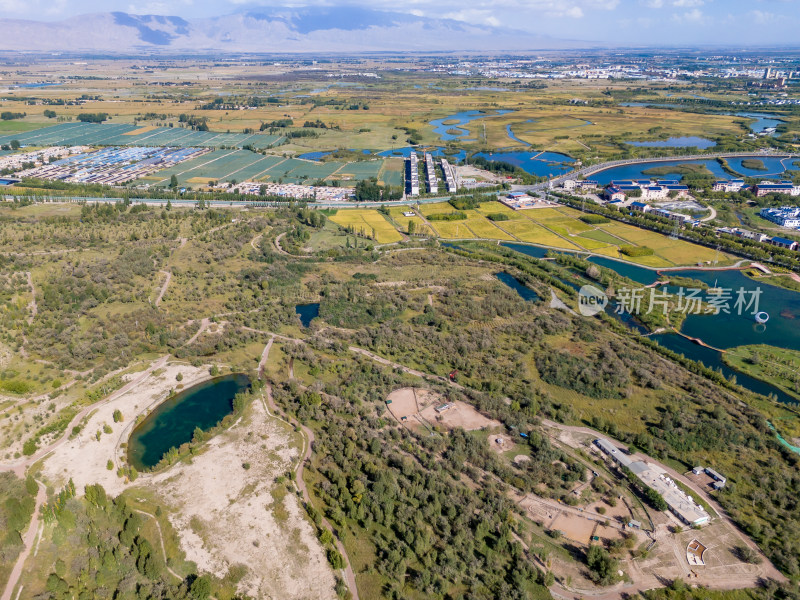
0, 0, 799, 46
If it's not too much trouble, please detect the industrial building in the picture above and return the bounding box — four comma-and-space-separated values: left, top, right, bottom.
15, 146, 209, 186
595, 438, 710, 527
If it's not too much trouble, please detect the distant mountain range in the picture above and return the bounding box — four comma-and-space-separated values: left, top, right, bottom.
0, 8, 590, 53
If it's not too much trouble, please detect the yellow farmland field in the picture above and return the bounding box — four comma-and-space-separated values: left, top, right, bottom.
123, 126, 159, 135
501, 220, 581, 250
419, 201, 461, 216
464, 217, 515, 240
330, 209, 403, 244
574, 237, 614, 251
475, 201, 523, 218
429, 220, 476, 239
387, 206, 434, 236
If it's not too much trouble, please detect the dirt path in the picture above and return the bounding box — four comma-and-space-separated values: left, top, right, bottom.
155, 270, 171, 307
0, 355, 170, 474
250, 232, 264, 252
348, 346, 462, 389
133, 509, 182, 581
262, 384, 360, 600
184, 319, 210, 346
0, 480, 45, 600
25, 272, 37, 325
257, 336, 274, 379
700, 205, 717, 223
274, 232, 291, 256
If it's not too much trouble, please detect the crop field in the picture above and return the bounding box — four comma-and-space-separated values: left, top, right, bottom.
387, 206, 434, 236
333, 160, 383, 180
329, 209, 403, 243
0, 122, 282, 150
419, 201, 460, 216
500, 218, 582, 249
578, 229, 626, 245
327, 202, 730, 266
461, 211, 515, 240
379, 158, 405, 187
427, 220, 477, 239
139, 150, 388, 187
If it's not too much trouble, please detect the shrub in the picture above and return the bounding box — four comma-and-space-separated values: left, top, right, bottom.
620, 245, 655, 257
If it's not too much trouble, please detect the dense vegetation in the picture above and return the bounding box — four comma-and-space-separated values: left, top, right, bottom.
0, 474, 37, 589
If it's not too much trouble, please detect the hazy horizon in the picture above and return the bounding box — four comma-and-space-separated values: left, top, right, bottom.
0, 0, 798, 47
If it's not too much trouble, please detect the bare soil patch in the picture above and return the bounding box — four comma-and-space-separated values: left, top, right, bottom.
419, 400, 502, 431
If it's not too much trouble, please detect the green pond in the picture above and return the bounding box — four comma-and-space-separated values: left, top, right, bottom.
127, 373, 251, 471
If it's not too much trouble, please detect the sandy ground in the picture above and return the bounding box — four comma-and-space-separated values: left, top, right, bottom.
386, 387, 420, 420
488, 434, 513, 454
40, 363, 336, 600
40, 362, 207, 495
419, 400, 502, 431
149, 397, 336, 600
456, 164, 505, 183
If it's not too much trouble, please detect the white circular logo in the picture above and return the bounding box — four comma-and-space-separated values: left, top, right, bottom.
578, 285, 608, 317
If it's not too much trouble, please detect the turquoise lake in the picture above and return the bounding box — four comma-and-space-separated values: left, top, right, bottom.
127, 373, 251, 471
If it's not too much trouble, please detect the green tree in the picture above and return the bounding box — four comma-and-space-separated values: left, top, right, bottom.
169, 174, 179, 190
586, 545, 618, 585
190, 575, 212, 599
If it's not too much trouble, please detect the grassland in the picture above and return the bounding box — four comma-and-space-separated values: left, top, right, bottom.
723, 344, 800, 402
0, 58, 778, 164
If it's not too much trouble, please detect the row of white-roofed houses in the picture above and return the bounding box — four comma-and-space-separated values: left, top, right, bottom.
406, 152, 420, 196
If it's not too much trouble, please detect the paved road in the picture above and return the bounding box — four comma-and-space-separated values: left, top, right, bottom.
515, 150, 800, 193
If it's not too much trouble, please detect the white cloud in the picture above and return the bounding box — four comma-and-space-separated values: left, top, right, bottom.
672, 7, 704, 22
750, 10, 778, 24
443, 8, 501, 26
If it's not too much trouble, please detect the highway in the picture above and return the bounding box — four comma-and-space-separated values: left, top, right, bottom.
5, 149, 799, 209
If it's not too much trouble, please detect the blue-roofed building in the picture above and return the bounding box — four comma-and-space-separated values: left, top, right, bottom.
754, 182, 798, 197
604, 186, 626, 202
631, 201, 650, 212
770, 237, 799, 250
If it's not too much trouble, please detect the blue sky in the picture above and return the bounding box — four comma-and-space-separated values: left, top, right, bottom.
1, 0, 799, 45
